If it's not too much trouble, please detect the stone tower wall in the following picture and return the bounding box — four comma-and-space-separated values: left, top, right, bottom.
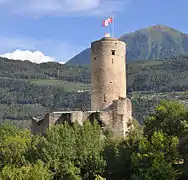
112, 98, 132, 137
91, 37, 126, 111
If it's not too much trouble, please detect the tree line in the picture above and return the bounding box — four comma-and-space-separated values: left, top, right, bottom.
2, 55, 188, 92
0, 100, 188, 179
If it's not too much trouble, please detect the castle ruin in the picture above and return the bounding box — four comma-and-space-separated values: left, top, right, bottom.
31, 37, 132, 137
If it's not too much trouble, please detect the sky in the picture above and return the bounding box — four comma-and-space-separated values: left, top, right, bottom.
0, 0, 187, 64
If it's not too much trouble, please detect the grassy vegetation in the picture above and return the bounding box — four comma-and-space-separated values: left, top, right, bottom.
131, 60, 164, 66
29, 79, 90, 92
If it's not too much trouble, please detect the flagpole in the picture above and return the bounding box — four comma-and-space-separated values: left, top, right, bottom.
112, 15, 115, 38
108, 22, 110, 37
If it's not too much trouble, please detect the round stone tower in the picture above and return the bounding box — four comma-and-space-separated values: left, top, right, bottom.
91, 37, 126, 111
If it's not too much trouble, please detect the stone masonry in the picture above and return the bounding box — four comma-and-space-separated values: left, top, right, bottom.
91, 37, 126, 110
31, 37, 132, 137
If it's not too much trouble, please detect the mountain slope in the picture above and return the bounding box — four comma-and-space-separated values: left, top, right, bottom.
67, 48, 91, 65
1, 55, 188, 125
66, 25, 188, 65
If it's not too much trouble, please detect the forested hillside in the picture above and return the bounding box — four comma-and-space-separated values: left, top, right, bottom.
1, 55, 188, 126
1, 100, 188, 179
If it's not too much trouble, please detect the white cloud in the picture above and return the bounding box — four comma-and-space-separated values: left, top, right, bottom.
0, 0, 128, 17
0, 49, 57, 64
0, 36, 86, 64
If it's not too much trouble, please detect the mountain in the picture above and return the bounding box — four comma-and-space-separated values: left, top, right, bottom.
67, 48, 91, 65
66, 25, 188, 65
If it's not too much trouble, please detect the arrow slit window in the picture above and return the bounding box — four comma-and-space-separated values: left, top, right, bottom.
104, 94, 107, 102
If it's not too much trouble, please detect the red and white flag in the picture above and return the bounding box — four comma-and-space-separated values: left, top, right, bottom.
102, 17, 113, 27
102, 19, 109, 27
102, 16, 114, 38
107, 17, 113, 23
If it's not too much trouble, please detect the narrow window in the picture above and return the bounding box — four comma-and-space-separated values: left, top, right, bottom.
112, 58, 114, 63
94, 57, 96, 60
111, 50, 116, 55
110, 82, 112, 84
104, 94, 107, 102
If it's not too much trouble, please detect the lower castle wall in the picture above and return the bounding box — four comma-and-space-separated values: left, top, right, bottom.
31, 98, 132, 137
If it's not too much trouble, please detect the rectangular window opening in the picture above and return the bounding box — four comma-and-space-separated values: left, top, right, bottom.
111, 50, 116, 55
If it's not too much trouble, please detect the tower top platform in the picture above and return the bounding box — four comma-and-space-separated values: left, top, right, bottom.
91, 37, 125, 45
100, 37, 118, 41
